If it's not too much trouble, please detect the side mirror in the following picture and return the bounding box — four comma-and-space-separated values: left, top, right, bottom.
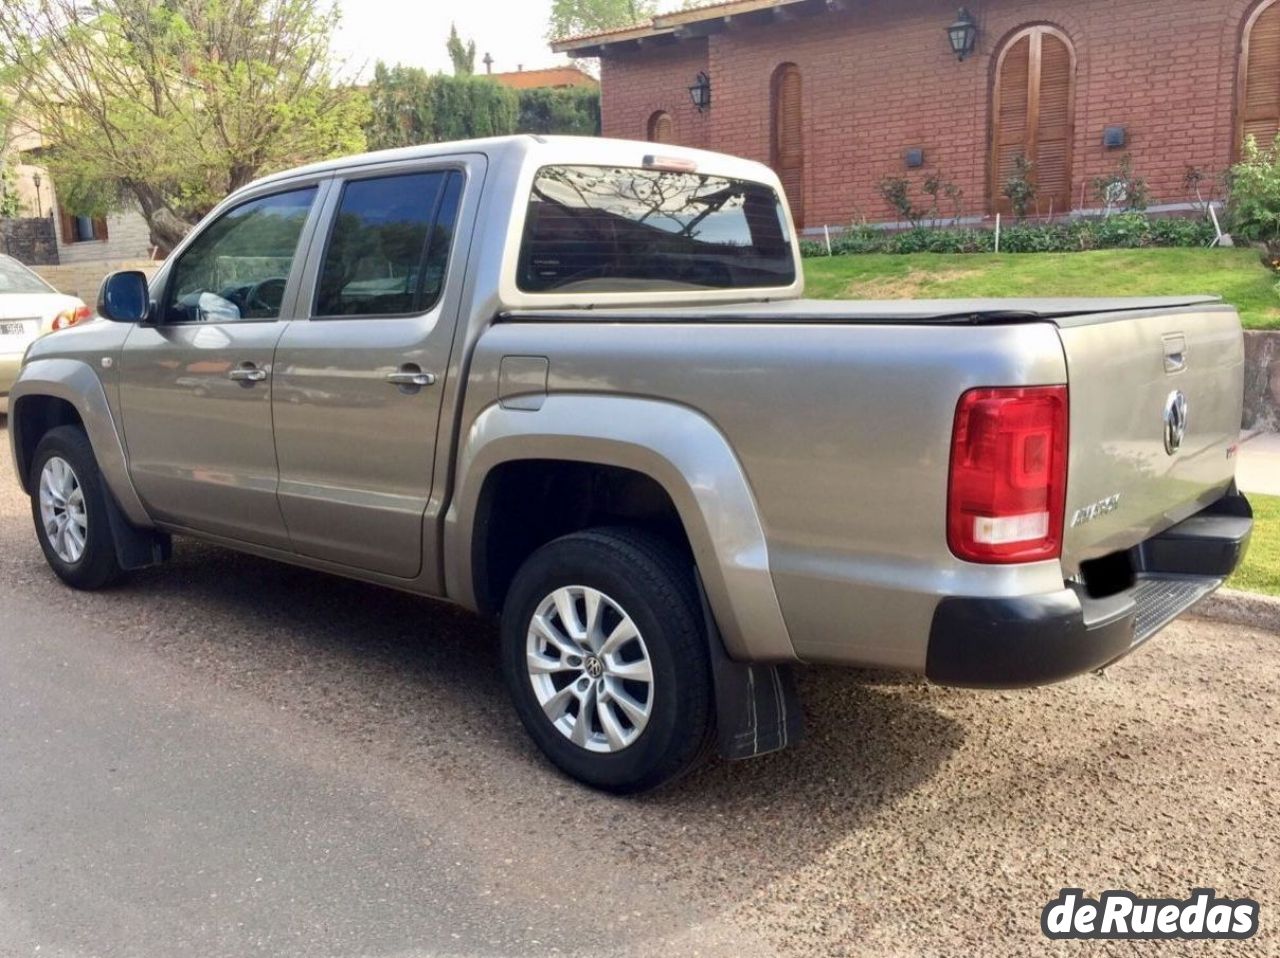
97, 270, 151, 323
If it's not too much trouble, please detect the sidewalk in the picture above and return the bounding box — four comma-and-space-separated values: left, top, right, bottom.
1238, 431, 1280, 497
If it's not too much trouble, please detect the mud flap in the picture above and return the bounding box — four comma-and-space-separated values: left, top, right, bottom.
696, 576, 804, 761
103, 488, 171, 570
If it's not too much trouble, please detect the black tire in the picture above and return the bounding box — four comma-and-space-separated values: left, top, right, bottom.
29, 425, 126, 590
500, 527, 715, 794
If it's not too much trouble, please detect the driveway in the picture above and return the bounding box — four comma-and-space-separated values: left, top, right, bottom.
0, 417, 1276, 957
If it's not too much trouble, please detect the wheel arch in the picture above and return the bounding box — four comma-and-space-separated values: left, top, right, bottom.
10, 358, 152, 526
445, 395, 796, 663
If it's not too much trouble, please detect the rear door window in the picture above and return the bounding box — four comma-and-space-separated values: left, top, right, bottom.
518, 165, 796, 293
314, 170, 462, 318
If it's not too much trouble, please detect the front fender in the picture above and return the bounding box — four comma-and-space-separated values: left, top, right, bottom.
444, 394, 796, 663
10, 358, 152, 527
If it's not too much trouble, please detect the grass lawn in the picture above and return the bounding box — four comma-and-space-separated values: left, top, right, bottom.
1230, 494, 1280, 597
804, 247, 1280, 329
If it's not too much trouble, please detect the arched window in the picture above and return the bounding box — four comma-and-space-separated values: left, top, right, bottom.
1240, 0, 1280, 151
990, 26, 1075, 215
771, 63, 804, 227
647, 111, 673, 144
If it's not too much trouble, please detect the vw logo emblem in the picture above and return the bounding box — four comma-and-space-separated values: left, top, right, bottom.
1163, 390, 1188, 455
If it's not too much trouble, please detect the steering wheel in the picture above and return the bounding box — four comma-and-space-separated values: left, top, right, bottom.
244, 277, 288, 316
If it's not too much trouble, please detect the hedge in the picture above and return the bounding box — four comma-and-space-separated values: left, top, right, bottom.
799, 213, 1218, 258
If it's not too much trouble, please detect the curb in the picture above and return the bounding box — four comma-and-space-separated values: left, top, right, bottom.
1192, 587, 1280, 633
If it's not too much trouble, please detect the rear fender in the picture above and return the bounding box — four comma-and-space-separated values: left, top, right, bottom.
445, 395, 796, 663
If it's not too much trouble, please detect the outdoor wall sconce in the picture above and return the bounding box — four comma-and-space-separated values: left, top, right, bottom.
688, 71, 711, 112
947, 8, 978, 61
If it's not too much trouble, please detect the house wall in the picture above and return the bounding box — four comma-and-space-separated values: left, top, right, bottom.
596, 0, 1258, 228
601, 39, 711, 149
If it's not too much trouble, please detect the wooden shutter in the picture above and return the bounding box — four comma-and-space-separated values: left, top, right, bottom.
1241, 2, 1280, 150
58, 204, 77, 244
991, 27, 1075, 215
648, 111, 673, 144
92, 216, 109, 241
772, 64, 804, 227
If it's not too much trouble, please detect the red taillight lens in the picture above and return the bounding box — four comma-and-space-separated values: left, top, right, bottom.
947, 386, 1068, 564
52, 304, 93, 331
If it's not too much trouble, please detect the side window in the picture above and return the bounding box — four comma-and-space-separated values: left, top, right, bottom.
314, 170, 463, 318
164, 187, 316, 324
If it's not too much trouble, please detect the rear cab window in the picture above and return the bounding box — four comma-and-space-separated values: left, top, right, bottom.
517, 165, 796, 294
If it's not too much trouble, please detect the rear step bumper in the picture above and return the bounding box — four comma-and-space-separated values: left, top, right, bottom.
926, 491, 1252, 689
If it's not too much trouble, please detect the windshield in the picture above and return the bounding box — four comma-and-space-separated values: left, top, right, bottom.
518, 165, 796, 293
0, 256, 55, 294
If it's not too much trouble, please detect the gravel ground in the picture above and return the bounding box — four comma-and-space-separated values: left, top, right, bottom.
1, 416, 1277, 957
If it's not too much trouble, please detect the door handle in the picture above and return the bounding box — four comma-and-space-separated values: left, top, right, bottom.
228, 365, 267, 383
386, 366, 436, 388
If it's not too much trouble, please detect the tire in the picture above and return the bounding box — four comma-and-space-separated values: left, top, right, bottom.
500, 527, 715, 794
29, 425, 126, 590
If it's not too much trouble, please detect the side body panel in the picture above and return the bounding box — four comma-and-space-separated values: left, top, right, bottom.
453, 320, 1069, 669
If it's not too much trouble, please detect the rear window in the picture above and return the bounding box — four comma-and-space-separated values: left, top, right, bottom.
0, 256, 55, 294
518, 165, 796, 294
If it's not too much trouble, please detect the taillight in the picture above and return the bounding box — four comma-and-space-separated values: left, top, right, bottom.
947, 386, 1068, 564
52, 304, 93, 331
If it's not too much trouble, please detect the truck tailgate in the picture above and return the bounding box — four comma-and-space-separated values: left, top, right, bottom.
1057, 304, 1244, 572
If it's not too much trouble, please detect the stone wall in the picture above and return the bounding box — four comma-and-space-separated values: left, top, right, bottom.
1244, 330, 1280, 433
0, 217, 59, 265
32, 260, 159, 304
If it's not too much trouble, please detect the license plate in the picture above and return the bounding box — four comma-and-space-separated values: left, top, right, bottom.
0, 321, 28, 336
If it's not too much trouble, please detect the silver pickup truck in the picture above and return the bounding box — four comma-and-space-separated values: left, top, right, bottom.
8, 136, 1253, 792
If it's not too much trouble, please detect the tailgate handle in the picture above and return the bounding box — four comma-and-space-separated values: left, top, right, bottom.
1163, 334, 1187, 374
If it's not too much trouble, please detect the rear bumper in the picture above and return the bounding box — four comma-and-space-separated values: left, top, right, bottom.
926, 492, 1252, 689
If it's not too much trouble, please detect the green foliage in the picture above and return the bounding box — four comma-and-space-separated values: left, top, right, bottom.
364, 63, 519, 150
447, 23, 476, 76
1227, 134, 1280, 244
0, 0, 368, 251
1002, 155, 1037, 220
515, 87, 601, 136
1093, 154, 1150, 212
547, 0, 657, 39
0, 162, 20, 218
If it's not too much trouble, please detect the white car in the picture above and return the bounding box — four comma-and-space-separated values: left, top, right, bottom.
0, 254, 91, 412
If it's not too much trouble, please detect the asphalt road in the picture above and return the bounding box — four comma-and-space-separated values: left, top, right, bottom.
0, 416, 1277, 958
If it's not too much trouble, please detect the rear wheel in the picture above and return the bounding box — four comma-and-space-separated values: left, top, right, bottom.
500, 528, 714, 793
29, 426, 125, 590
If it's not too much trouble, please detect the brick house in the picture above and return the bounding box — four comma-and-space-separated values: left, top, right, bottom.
553, 0, 1280, 230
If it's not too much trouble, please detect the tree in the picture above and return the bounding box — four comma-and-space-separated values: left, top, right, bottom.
516, 87, 600, 137
0, 0, 369, 252
446, 23, 476, 76
547, 0, 657, 40
364, 63, 518, 150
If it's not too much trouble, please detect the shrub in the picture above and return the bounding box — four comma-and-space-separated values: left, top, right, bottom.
1093, 154, 1151, 212
1227, 135, 1280, 244
800, 213, 1215, 258
1002, 155, 1037, 220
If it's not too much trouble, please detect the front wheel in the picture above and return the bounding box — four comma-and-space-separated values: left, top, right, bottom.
29, 425, 125, 590
500, 528, 714, 793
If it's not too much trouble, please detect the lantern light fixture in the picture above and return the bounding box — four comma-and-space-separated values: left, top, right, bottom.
688, 71, 711, 112
947, 8, 978, 61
